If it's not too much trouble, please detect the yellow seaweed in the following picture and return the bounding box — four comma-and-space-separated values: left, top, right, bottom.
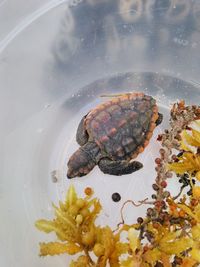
169, 152, 200, 174
39, 242, 82, 256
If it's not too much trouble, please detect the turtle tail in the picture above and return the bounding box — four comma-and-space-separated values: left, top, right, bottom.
67, 142, 98, 178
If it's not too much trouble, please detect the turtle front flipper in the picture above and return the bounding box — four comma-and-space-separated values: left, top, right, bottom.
76, 115, 89, 146
98, 158, 143, 176
155, 112, 163, 126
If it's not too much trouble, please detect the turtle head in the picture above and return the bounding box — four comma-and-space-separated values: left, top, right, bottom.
67, 146, 96, 179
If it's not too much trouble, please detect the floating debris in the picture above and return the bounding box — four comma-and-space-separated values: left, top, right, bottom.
111, 192, 121, 202
51, 170, 60, 183
84, 187, 93, 196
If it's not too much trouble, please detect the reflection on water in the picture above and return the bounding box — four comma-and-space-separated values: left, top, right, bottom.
47, 71, 199, 239
53, 0, 199, 62
61, 72, 200, 115
46, 0, 200, 96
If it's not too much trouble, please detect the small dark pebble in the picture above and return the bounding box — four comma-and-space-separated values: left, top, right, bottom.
111, 192, 121, 202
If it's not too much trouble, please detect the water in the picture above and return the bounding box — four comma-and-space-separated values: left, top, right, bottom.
1, 1, 200, 266
45, 72, 200, 224
2, 71, 200, 266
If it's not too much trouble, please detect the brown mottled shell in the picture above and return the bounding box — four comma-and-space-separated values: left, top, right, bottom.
85, 92, 159, 161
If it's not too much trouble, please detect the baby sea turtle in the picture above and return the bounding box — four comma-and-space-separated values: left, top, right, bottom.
67, 92, 163, 178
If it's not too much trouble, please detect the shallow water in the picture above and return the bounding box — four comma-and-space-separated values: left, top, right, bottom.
1, 0, 200, 266
2, 71, 200, 265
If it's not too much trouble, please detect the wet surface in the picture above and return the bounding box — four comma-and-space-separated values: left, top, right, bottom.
1, 0, 200, 266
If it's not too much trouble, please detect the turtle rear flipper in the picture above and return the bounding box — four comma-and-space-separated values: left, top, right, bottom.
98, 158, 143, 176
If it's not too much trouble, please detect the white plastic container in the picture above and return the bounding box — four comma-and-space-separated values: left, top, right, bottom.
1, 1, 200, 266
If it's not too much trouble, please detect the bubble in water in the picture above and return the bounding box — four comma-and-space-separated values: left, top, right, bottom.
69, 0, 83, 8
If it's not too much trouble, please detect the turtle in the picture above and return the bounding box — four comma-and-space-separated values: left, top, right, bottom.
67, 92, 163, 178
